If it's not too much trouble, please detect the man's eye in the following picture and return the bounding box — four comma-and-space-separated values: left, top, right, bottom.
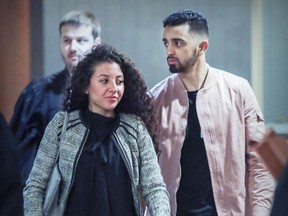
175, 41, 182, 46
78, 38, 88, 43
64, 39, 71, 44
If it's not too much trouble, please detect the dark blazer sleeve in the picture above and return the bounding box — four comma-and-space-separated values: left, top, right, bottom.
10, 80, 48, 185
10, 70, 68, 186
0, 112, 23, 216
270, 163, 288, 216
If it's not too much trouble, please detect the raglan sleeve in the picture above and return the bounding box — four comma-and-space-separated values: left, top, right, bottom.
243, 80, 275, 216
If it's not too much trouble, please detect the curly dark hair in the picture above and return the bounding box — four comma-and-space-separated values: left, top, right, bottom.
163, 9, 209, 37
63, 43, 159, 153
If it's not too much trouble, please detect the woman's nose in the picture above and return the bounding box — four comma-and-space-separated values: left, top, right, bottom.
109, 82, 117, 92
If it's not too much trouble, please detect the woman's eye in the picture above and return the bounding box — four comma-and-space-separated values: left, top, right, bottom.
100, 79, 108, 84
117, 80, 124, 84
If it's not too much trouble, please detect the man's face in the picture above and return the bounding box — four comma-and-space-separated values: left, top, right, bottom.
162, 24, 199, 73
60, 24, 97, 73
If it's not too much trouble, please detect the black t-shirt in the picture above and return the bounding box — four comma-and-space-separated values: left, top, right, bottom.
176, 91, 217, 216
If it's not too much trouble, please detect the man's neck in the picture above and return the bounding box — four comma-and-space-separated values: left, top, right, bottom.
66, 67, 73, 76
179, 63, 208, 91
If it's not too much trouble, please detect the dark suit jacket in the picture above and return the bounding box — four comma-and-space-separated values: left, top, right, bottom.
10, 69, 69, 185
0, 112, 23, 215
270, 163, 288, 216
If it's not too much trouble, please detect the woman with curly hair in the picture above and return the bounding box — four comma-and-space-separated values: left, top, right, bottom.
24, 44, 170, 216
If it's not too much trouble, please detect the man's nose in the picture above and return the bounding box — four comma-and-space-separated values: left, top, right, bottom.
166, 44, 175, 55
70, 39, 78, 51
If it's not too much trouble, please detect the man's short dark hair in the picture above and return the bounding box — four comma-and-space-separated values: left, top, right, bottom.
163, 9, 209, 37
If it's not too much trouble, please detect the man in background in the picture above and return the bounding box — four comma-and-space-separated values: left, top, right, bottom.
10, 10, 101, 186
0, 112, 23, 215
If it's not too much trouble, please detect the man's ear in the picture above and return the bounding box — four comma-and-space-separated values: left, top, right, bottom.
94, 36, 101, 45
198, 40, 209, 54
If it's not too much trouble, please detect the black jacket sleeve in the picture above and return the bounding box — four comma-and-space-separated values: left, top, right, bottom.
0, 112, 23, 216
10, 70, 68, 185
10, 80, 49, 185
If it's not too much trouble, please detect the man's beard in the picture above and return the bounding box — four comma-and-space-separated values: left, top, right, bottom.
169, 64, 186, 74
168, 50, 198, 74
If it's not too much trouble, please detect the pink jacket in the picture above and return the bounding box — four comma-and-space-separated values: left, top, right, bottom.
149, 66, 274, 216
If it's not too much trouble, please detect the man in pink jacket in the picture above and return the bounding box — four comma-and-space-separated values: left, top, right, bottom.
149, 9, 274, 216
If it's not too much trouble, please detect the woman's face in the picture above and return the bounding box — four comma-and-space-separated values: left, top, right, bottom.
85, 61, 124, 117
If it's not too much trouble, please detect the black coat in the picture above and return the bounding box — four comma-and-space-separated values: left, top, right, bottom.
0, 112, 23, 215
270, 163, 288, 216
10, 69, 69, 185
